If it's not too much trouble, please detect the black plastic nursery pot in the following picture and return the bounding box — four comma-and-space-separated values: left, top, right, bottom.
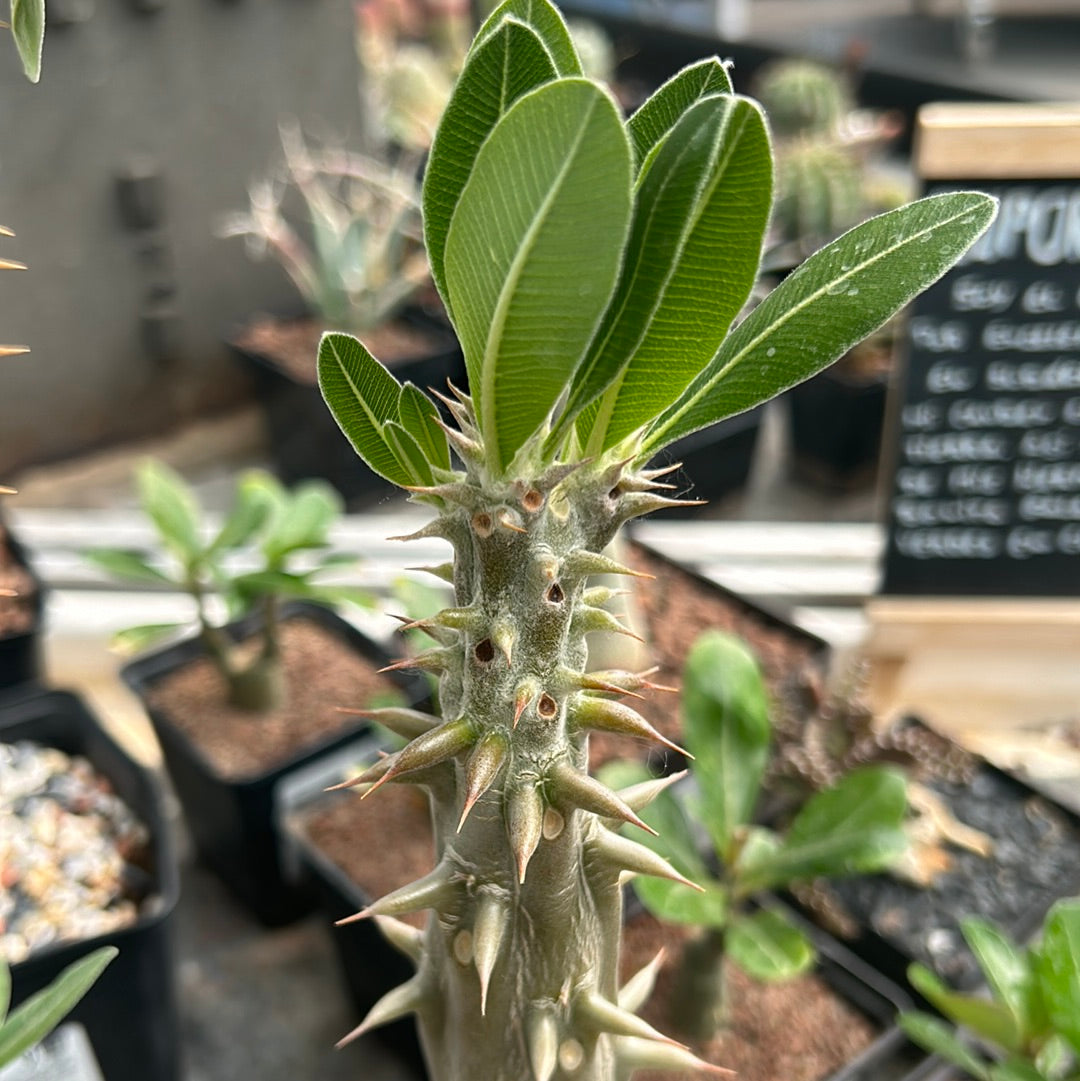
0, 515, 45, 691
788, 367, 889, 491
121, 601, 432, 927
1, 686, 181, 1081
228, 307, 464, 508
793, 730, 1080, 998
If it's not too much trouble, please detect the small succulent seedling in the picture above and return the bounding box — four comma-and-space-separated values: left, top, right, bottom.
900, 899, 1080, 1081
312, 1, 995, 1077
85, 460, 370, 711
605, 631, 909, 1042
0, 947, 116, 1067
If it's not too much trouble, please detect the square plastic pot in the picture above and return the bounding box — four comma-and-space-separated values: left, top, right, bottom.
1, 687, 181, 1081
121, 601, 433, 927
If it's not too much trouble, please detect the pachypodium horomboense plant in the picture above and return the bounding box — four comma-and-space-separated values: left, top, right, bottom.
85, 460, 369, 711
900, 899, 1080, 1081
605, 632, 909, 1042
315, 2, 996, 1077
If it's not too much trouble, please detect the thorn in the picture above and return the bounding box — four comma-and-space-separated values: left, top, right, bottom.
574, 989, 686, 1047
639, 461, 683, 480
572, 604, 645, 643
0, 225, 15, 237
513, 679, 539, 728
376, 647, 453, 676
617, 770, 689, 814
405, 561, 455, 583
548, 762, 657, 835
581, 585, 630, 608
473, 892, 509, 1016
0, 346, 31, 357
535, 459, 590, 493
335, 976, 426, 1048
613, 1036, 735, 1077
402, 605, 481, 634
497, 509, 527, 534
362, 717, 476, 798
373, 915, 423, 964
433, 416, 484, 459
491, 622, 515, 667
336, 861, 456, 924
0, 258, 27, 271
589, 831, 704, 893
615, 493, 706, 525
573, 671, 646, 701
402, 482, 477, 506
562, 548, 654, 582
507, 783, 544, 884
333, 705, 439, 741
387, 518, 454, 543
458, 730, 509, 830
446, 380, 474, 409
572, 697, 691, 759
0, 587, 18, 598
0, 485, 16, 495
324, 754, 394, 792
618, 949, 666, 1014
526, 1008, 559, 1081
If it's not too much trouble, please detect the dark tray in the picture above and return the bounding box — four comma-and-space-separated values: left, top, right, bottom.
228, 307, 464, 509
122, 600, 432, 926
1, 687, 181, 1081
0, 516, 45, 691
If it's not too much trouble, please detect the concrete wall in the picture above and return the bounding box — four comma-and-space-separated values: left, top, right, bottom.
0, 0, 364, 474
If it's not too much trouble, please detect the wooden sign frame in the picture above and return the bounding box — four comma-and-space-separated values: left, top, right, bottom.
866, 102, 1080, 744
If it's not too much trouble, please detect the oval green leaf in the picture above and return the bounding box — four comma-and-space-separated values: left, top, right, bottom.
726, 909, 815, 983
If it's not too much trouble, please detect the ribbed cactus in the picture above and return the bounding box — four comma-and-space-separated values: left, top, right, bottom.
773, 139, 865, 245
314, 3, 997, 1078
754, 59, 852, 138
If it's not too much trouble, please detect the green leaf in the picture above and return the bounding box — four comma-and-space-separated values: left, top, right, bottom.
898, 1011, 991, 1081
317, 332, 413, 488
397, 383, 451, 473
135, 459, 204, 567
557, 93, 771, 454
110, 623, 184, 654
961, 917, 1039, 1039
423, 18, 560, 307
210, 471, 278, 553
679, 631, 770, 863
627, 58, 733, 170
83, 548, 172, 585
641, 192, 999, 458
385, 421, 436, 487
1035, 1035, 1075, 1081
0, 947, 117, 1068
990, 1063, 1051, 1081
302, 583, 374, 611
909, 962, 1025, 1053
473, 0, 582, 76
726, 909, 815, 983
444, 77, 632, 473
1, 961, 10, 1026
10, 0, 45, 83
262, 482, 342, 563
1033, 899, 1080, 1051
634, 876, 729, 929
739, 766, 908, 891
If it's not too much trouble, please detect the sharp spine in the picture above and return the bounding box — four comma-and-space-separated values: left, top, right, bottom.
335, 976, 426, 1048
618, 949, 666, 1013
513, 678, 540, 728
491, 621, 515, 666
572, 697, 691, 758
574, 989, 685, 1047
562, 549, 653, 582
337, 860, 456, 924
614, 493, 706, 525
617, 770, 689, 814
473, 892, 508, 1015
459, 731, 509, 830
548, 762, 657, 835
572, 604, 645, 643
406, 562, 455, 583
588, 831, 704, 893
525, 1007, 559, 1081
333, 706, 439, 741
507, 783, 544, 884
363, 717, 476, 797
613, 1036, 734, 1077
373, 915, 423, 963
377, 646, 455, 676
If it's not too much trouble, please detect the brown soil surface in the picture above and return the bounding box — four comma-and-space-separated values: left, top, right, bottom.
0, 527, 37, 638
619, 912, 878, 1081
146, 618, 405, 781
303, 784, 434, 929
232, 316, 444, 386
588, 544, 824, 770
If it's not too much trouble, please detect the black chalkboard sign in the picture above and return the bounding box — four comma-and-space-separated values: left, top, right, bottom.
881, 169, 1080, 596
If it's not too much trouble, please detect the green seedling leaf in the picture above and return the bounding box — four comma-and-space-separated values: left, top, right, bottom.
110, 623, 184, 654
961, 917, 1040, 1038
385, 421, 436, 487
726, 909, 815, 983
0, 947, 117, 1067
898, 1011, 991, 1081
318, 332, 414, 488
397, 384, 451, 473
136, 459, 204, 567
680, 631, 770, 863
83, 548, 172, 585
423, 17, 560, 306
1035, 1035, 1075, 1081
634, 876, 729, 929
1033, 899, 1080, 1051
473, 0, 582, 75
555, 94, 771, 454
10, 0, 45, 83
627, 58, 733, 169
909, 962, 1025, 1053
210, 471, 278, 553
445, 77, 632, 473
262, 481, 342, 562
739, 766, 908, 892
990, 1062, 1052, 1081
303, 583, 375, 611
641, 192, 998, 458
